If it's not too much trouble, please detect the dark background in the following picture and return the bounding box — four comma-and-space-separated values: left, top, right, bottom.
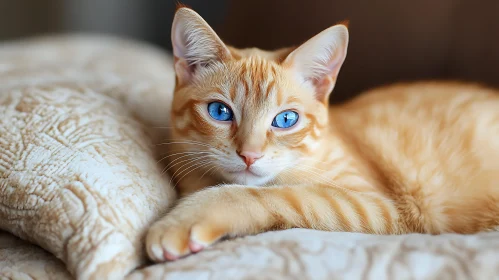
1, 0, 498, 103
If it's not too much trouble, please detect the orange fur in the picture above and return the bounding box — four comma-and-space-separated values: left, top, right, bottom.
146, 8, 499, 262
175, 2, 191, 12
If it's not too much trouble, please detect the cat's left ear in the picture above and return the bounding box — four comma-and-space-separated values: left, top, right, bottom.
283, 24, 349, 103
171, 8, 232, 86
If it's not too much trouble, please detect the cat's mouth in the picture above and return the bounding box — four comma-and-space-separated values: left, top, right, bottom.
223, 165, 274, 186
225, 165, 267, 178
227, 169, 260, 177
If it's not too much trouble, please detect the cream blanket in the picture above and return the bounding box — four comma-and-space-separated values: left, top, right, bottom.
0, 35, 498, 280
3, 228, 499, 279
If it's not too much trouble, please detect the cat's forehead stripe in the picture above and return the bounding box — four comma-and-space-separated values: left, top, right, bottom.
285, 96, 300, 105
231, 57, 281, 105
265, 80, 276, 99
229, 82, 237, 101
276, 87, 283, 106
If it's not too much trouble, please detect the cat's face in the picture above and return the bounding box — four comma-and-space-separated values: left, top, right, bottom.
170, 8, 348, 186
172, 55, 329, 185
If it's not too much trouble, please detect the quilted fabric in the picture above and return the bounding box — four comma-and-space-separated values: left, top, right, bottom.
3, 228, 499, 280
0, 35, 176, 279
0, 230, 71, 279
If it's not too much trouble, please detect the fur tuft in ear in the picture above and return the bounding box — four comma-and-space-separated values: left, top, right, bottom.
337, 20, 350, 28
175, 2, 191, 11
172, 8, 231, 86
283, 24, 349, 103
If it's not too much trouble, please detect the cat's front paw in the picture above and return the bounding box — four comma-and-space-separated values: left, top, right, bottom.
145, 187, 244, 262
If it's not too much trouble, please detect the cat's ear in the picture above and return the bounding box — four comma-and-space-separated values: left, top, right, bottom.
283, 24, 349, 103
172, 8, 231, 86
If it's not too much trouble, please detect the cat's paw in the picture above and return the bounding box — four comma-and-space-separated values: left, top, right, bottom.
145, 187, 240, 262
146, 218, 229, 262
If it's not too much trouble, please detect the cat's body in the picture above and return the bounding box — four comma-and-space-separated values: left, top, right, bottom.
146, 8, 499, 262
330, 82, 499, 234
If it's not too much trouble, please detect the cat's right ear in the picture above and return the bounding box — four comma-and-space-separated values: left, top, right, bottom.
172, 8, 231, 86
283, 24, 349, 104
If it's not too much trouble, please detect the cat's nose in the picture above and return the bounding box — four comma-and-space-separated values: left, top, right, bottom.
238, 151, 264, 167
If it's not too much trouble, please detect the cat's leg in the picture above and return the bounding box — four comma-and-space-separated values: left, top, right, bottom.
146, 184, 400, 262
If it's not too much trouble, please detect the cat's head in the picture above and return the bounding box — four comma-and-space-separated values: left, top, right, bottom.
170, 8, 348, 186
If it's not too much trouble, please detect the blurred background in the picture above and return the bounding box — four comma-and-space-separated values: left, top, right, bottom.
1, 0, 498, 103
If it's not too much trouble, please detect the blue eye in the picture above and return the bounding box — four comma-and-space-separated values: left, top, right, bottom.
207, 102, 233, 122
272, 111, 299, 128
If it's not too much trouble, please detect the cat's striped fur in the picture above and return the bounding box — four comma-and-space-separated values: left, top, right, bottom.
146, 7, 499, 262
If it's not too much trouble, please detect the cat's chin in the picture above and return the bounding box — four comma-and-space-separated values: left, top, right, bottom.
223, 170, 273, 186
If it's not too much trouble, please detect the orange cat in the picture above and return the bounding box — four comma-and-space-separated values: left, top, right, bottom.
146, 7, 499, 262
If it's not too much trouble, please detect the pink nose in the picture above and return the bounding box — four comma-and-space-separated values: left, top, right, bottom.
238, 151, 264, 167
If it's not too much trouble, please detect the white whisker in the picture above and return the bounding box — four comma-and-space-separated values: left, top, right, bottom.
198, 164, 217, 182
162, 154, 215, 176
156, 141, 214, 149
156, 151, 212, 164
173, 160, 214, 189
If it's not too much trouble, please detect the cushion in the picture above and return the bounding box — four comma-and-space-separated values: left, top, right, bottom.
0, 35, 176, 279
0, 230, 71, 279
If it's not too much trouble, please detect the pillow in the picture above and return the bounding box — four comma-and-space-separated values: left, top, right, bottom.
0, 230, 71, 279
0, 35, 176, 279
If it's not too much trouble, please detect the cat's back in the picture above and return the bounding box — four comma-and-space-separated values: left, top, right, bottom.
331, 81, 499, 233
336, 81, 499, 115
332, 81, 499, 156
333, 81, 499, 141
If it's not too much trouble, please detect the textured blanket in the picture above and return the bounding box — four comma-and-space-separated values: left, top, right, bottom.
3, 228, 499, 279
0, 35, 498, 280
